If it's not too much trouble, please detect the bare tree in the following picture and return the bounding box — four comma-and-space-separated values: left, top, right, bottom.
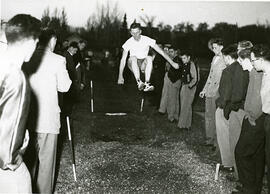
52, 8, 59, 18
196, 22, 209, 32
173, 22, 193, 33
185, 22, 194, 33
86, 1, 122, 30
41, 7, 70, 40
163, 24, 172, 32
173, 23, 185, 32
157, 22, 164, 31
41, 7, 51, 28
139, 15, 156, 28
85, 1, 123, 49
60, 8, 68, 27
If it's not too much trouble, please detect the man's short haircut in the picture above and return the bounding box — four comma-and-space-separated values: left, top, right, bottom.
69, 41, 78, 49
79, 40, 86, 44
181, 50, 192, 57
252, 44, 270, 61
168, 46, 176, 51
5, 14, 41, 44
38, 28, 57, 47
238, 48, 252, 59
237, 40, 253, 59
211, 38, 224, 46
238, 40, 253, 51
222, 44, 238, 59
130, 22, 141, 30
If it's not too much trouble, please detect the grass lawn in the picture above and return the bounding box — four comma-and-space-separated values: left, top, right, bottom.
54, 58, 267, 193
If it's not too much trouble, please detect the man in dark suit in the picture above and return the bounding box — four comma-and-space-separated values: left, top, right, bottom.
73, 40, 87, 90
62, 41, 79, 117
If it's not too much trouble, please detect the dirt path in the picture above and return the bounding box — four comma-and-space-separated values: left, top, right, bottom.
54, 65, 239, 193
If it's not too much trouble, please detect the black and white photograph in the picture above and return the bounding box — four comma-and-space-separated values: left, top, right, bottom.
1, 0, 270, 193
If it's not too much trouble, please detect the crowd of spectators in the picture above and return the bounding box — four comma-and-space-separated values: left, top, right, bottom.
1, 14, 270, 194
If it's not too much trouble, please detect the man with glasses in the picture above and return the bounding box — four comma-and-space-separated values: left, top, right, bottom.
117, 22, 179, 92
232, 44, 270, 194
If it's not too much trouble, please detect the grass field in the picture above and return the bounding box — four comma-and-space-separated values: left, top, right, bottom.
54, 58, 267, 193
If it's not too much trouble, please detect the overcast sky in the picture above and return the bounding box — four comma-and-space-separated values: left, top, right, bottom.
2, 0, 270, 28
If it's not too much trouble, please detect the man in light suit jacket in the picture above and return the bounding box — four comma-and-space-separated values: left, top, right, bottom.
23, 29, 71, 193
199, 38, 226, 149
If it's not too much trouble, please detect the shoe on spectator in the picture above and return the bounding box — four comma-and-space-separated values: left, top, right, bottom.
169, 119, 176, 123
231, 185, 243, 194
203, 141, 214, 147
137, 80, 145, 91
235, 183, 243, 191
231, 190, 243, 194
143, 82, 154, 92
157, 111, 165, 115
220, 165, 234, 173
178, 127, 190, 131
226, 174, 240, 182
211, 145, 217, 152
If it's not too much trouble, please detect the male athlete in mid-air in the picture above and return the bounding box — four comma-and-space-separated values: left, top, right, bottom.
117, 22, 179, 92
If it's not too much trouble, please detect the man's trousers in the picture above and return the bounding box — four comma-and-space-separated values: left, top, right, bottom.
235, 114, 265, 194
31, 133, 58, 193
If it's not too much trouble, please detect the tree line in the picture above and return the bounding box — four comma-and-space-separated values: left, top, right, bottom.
41, 4, 270, 58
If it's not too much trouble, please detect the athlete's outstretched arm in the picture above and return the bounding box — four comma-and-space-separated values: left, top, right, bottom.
117, 50, 128, 84
152, 44, 179, 69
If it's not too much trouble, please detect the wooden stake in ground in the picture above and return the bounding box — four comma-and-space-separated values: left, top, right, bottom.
214, 163, 220, 181
66, 116, 77, 182
140, 91, 146, 112
90, 80, 94, 113
140, 96, 144, 112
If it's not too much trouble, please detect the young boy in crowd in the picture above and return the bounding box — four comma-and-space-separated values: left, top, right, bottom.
234, 44, 266, 194
62, 42, 79, 117
159, 47, 181, 122
215, 44, 238, 173
251, 44, 270, 194
166, 47, 182, 122
200, 38, 226, 148
227, 41, 252, 181
178, 50, 199, 130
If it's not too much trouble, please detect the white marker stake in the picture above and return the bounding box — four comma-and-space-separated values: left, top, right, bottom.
105, 113, 127, 116
66, 116, 77, 182
140, 97, 144, 112
90, 80, 94, 113
214, 163, 220, 181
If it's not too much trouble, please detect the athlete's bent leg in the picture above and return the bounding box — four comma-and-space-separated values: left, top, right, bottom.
128, 56, 144, 90
128, 56, 140, 81
144, 56, 153, 82
143, 56, 154, 92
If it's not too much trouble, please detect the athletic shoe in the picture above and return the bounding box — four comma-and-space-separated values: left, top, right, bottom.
137, 80, 145, 91
143, 82, 154, 92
